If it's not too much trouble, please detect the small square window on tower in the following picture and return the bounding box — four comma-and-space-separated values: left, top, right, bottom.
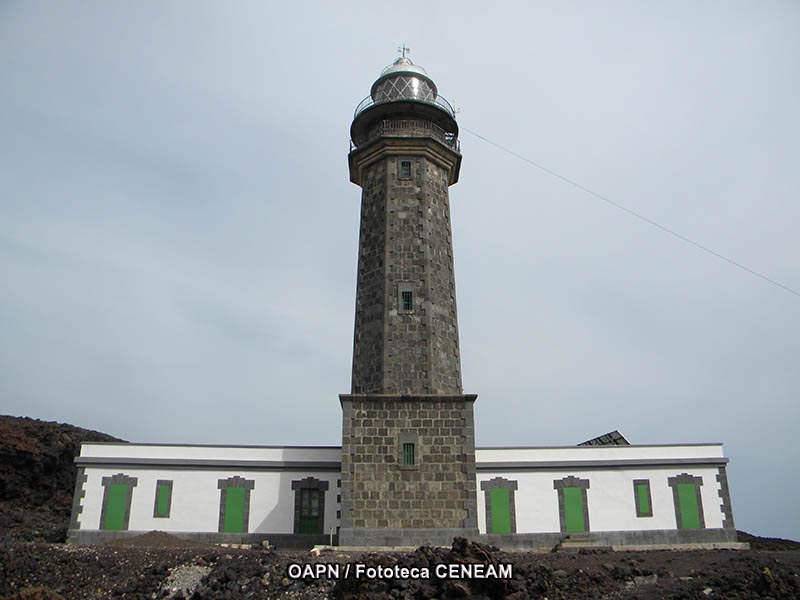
399, 160, 412, 178
398, 432, 419, 469
398, 283, 414, 313
401, 291, 413, 311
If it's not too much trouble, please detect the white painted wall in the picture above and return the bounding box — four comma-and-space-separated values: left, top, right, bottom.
476, 444, 725, 464
79, 467, 339, 535
477, 466, 725, 534
80, 443, 340, 462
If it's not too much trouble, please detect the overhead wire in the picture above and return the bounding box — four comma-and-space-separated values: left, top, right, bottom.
462, 127, 800, 300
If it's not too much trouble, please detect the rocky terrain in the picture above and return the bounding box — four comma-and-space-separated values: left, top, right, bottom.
0, 415, 122, 543
1, 533, 799, 599
1, 415, 799, 599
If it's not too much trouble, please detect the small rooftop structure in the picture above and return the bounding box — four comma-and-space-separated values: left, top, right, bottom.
579, 430, 631, 446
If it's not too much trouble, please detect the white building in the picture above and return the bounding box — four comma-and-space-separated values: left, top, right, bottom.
68, 437, 739, 549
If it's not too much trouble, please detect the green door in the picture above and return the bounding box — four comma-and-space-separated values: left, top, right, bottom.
677, 483, 702, 529
102, 483, 129, 530
488, 488, 511, 534
299, 488, 322, 534
564, 487, 587, 533
223, 487, 247, 533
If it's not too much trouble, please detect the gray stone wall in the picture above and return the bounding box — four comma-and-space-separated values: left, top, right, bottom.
716, 466, 735, 530
340, 394, 477, 544
68, 467, 88, 530
350, 152, 462, 395
350, 159, 387, 394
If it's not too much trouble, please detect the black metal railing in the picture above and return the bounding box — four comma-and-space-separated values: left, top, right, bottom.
351, 119, 460, 152
353, 94, 456, 120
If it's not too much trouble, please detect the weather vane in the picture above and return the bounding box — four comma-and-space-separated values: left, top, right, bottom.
397, 44, 411, 58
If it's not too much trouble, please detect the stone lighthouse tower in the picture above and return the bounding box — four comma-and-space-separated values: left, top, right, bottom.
339, 54, 479, 546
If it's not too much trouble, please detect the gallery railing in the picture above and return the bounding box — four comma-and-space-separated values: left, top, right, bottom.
353, 94, 456, 120
350, 119, 460, 152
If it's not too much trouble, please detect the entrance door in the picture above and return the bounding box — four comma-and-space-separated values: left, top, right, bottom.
299, 488, 322, 534
102, 483, 129, 530
223, 487, 247, 533
563, 487, 587, 533
677, 483, 702, 529
488, 488, 511, 534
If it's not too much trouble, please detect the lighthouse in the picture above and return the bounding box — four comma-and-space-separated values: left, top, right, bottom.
339, 52, 479, 546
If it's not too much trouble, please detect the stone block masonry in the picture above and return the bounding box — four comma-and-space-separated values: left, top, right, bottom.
339, 394, 478, 546
350, 144, 463, 396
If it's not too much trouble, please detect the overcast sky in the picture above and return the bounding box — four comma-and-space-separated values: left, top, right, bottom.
1, 2, 798, 541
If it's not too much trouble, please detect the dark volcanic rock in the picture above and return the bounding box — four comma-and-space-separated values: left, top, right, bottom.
2, 543, 800, 600
738, 530, 800, 551
0, 415, 123, 543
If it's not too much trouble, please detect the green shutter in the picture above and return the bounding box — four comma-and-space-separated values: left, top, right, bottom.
636, 483, 651, 515
564, 487, 586, 533
223, 487, 246, 533
103, 483, 129, 531
677, 483, 701, 529
155, 483, 171, 517
489, 488, 511, 534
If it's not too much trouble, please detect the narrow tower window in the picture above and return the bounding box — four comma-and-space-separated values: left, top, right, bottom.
401, 290, 413, 311
402, 442, 415, 466
399, 160, 412, 178
398, 284, 415, 313
398, 432, 419, 469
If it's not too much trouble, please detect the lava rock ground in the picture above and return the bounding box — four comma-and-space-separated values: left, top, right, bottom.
0, 415, 122, 544
1, 535, 799, 600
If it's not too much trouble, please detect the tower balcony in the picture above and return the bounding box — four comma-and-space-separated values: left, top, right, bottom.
349, 118, 460, 153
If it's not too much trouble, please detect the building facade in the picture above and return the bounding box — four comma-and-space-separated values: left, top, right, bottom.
69, 441, 738, 548
67, 56, 741, 550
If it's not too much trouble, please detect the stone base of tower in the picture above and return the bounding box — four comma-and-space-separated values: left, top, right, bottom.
339, 527, 479, 548
339, 394, 478, 547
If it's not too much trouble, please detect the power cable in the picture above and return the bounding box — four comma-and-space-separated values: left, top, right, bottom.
463, 127, 800, 300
